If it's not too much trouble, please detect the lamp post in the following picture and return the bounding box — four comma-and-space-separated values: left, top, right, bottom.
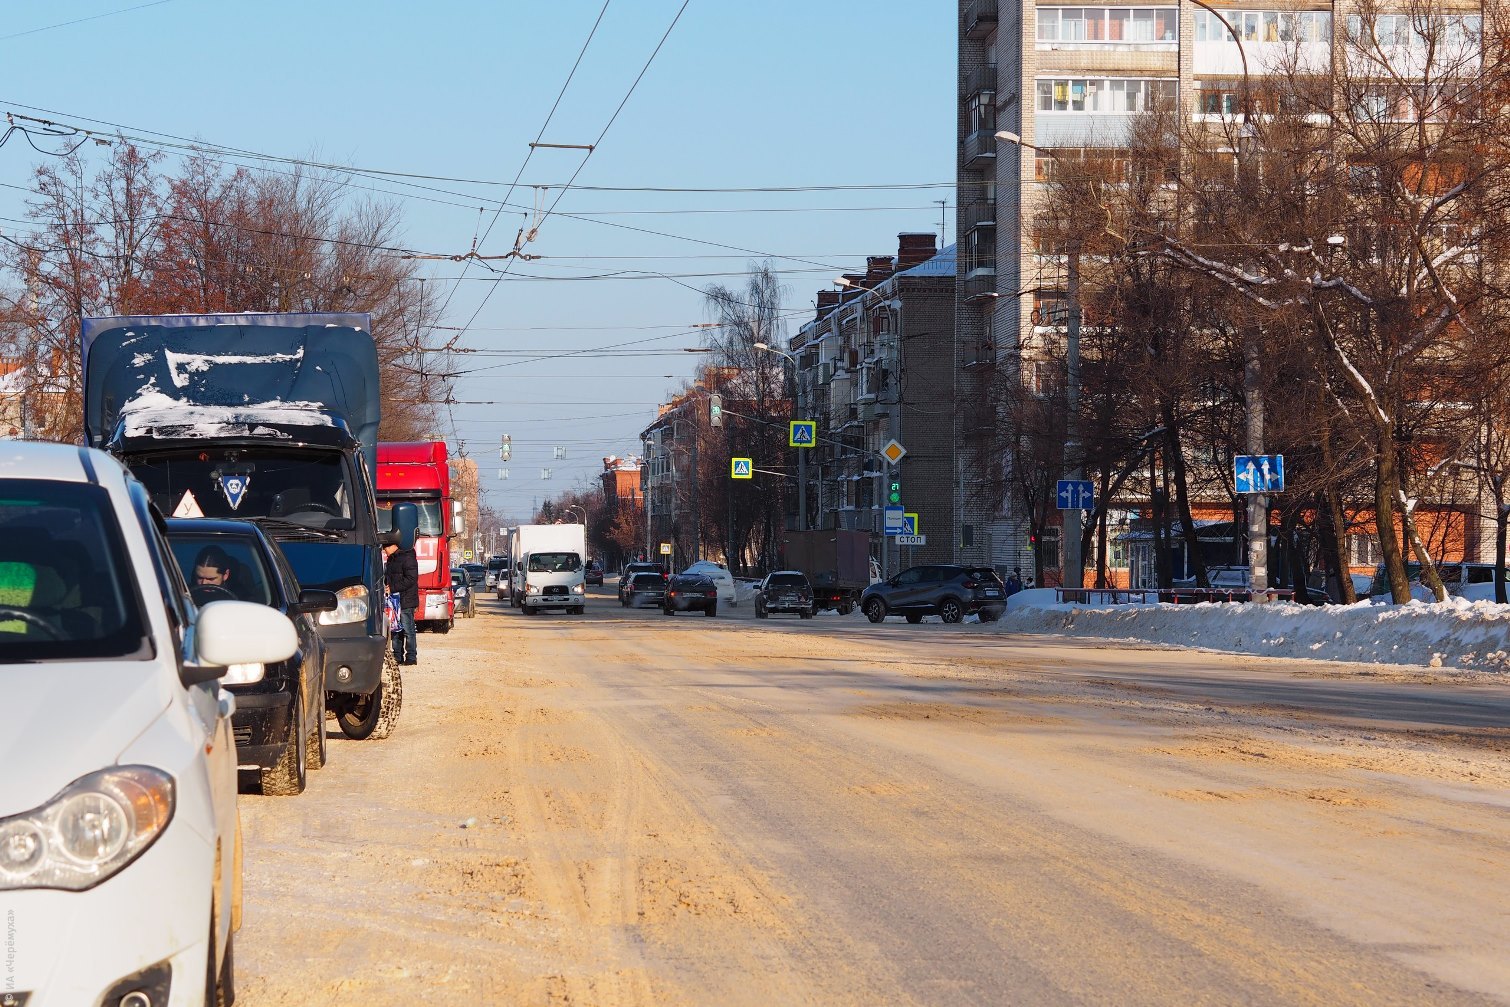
997, 130, 1086, 589
753, 341, 806, 530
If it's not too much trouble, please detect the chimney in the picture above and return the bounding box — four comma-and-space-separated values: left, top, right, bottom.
816, 289, 840, 320
865, 255, 895, 285
896, 232, 937, 270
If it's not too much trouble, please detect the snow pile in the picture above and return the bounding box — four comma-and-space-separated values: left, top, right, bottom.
997, 594, 1510, 672
120, 389, 334, 439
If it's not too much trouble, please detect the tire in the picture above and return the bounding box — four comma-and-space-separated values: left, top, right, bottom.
800, 608, 815, 620
838, 603, 854, 616
663, 605, 674, 616
905, 613, 923, 624
368, 653, 402, 741
305, 688, 327, 771
939, 598, 964, 624
706, 604, 717, 617
756, 606, 768, 619
864, 598, 887, 623
261, 687, 307, 796
573, 606, 585, 615
978, 609, 1000, 623
435, 620, 452, 635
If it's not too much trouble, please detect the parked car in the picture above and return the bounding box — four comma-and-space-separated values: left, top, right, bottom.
624, 571, 668, 608
756, 570, 815, 619
861, 564, 1008, 624
585, 560, 604, 586
619, 561, 666, 605
1366, 560, 1504, 601
167, 518, 337, 796
681, 559, 737, 606
452, 568, 476, 618
493, 558, 514, 600
461, 562, 486, 588
664, 573, 719, 616
1, 442, 298, 1005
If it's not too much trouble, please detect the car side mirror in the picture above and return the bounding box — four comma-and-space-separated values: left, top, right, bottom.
183, 600, 298, 687
293, 589, 339, 615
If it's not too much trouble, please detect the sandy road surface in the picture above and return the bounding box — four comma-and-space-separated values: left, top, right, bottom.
236, 591, 1510, 1006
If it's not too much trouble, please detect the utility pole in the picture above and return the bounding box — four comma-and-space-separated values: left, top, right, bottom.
1245, 339, 1269, 594
1063, 242, 1084, 590
690, 435, 701, 563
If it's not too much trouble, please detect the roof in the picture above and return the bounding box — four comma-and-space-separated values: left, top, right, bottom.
0, 441, 105, 484
895, 243, 956, 279
165, 516, 270, 538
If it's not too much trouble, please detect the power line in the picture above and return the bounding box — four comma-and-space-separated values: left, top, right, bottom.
0, 0, 171, 42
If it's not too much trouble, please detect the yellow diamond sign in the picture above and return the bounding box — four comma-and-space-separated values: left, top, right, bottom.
881, 439, 907, 465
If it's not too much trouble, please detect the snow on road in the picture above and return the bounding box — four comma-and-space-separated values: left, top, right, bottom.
998, 589, 1510, 674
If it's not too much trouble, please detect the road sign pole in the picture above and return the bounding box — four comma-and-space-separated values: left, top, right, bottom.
1245, 342, 1269, 596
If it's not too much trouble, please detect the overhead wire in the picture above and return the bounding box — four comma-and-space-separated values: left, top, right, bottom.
0, 1, 172, 42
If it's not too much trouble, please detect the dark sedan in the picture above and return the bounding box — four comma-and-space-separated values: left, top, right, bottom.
167, 517, 337, 796
756, 570, 815, 619
585, 561, 604, 586
624, 571, 668, 608
664, 573, 719, 616
619, 562, 666, 605
861, 564, 1007, 625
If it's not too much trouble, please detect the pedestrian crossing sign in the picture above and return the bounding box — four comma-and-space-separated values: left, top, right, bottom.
903, 512, 919, 535
789, 420, 816, 447
730, 457, 753, 479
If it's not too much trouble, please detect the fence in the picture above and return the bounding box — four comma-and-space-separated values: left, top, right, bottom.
1055, 587, 1295, 605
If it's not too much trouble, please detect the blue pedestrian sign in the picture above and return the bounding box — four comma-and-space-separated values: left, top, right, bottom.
1056, 479, 1094, 510
1235, 454, 1285, 494
789, 420, 816, 447
730, 457, 753, 480
884, 505, 905, 535
902, 512, 919, 535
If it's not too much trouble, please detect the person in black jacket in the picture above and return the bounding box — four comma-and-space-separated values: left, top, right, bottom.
383, 532, 420, 665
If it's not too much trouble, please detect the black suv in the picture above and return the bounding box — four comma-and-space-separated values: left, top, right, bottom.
618, 561, 666, 605
664, 573, 719, 616
860, 565, 1006, 624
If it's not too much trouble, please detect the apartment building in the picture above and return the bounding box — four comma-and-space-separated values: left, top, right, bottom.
788, 234, 958, 570
958, 0, 1494, 584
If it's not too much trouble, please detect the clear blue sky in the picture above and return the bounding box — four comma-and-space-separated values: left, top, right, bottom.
0, 0, 955, 518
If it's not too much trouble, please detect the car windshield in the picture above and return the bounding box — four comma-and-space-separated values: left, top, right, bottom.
376, 500, 443, 536
768, 574, 807, 587
129, 447, 361, 537
166, 533, 276, 607
0, 479, 149, 661
528, 552, 581, 573
631, 574, 663, 588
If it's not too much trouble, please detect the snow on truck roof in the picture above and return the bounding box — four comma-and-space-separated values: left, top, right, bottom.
117, 390, 339, 440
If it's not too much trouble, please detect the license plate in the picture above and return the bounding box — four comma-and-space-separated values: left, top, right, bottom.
983, 590, 1001, 598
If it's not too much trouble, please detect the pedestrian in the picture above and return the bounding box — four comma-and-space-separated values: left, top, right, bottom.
383, 531, 420, 666
1024, 574, 1036, 590
1005, 567, 1023, 597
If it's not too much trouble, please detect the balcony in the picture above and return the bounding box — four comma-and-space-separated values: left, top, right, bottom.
964, 343, 998, 368
963, 62, 998, 101
962, 129, 997, 168
964, 265, 997, 300
963, 199, 997, 230
964, 0, 998, 39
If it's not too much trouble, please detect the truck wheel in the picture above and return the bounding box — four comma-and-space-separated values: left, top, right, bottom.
800, 607, 815, 620
838, 602, 854, 616
435, 619, 452, 635
369, 655, 402, 740
939, 598, 964, 624
261, 689, 307, 796
864, 598, 887, 623
336, 656, 396, 741
662, 605, 674, 616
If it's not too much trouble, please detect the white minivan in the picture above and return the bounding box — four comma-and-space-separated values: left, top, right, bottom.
0, 442, 297, 1005
682, 560, 738, 606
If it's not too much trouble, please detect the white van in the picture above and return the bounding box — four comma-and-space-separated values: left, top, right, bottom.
512, 523, 587, 615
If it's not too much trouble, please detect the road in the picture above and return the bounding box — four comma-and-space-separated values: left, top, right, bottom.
235, 588, 1510, 1006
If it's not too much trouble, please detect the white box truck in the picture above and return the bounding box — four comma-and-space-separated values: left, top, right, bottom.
511, 523, 587, 615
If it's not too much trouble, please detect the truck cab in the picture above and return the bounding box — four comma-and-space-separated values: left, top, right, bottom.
376, 441, 461, 632
82, 312, 400, 740
511, 523, 587, 615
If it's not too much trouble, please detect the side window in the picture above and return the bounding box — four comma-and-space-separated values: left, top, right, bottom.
896, 568, 923, 586
130, 485, 189, 654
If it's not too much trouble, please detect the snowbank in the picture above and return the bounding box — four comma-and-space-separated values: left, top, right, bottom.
996, 594, 1510, 673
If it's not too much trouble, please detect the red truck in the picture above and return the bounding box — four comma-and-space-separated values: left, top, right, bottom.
376, 441, 461, 632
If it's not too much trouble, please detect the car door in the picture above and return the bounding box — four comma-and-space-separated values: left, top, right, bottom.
134, 491, 238, 949
271, 540, 326, 733
889, 566, 927, 610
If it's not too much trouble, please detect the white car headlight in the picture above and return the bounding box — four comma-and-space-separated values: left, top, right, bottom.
318, 584, 370, 625
571, 583, 585, 594
0, 767, 174, 891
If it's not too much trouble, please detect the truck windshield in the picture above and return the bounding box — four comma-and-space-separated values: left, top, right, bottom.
129, 448, 360, 537
528, 552, 581, 573
376, 501, 443, 536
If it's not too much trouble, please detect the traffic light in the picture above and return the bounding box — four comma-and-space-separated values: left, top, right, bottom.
710, 393, 723, 427
888, 479, 901, 505
500, 434, 512, 461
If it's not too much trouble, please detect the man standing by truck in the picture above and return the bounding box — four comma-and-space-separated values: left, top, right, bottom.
384, 532, 420, 665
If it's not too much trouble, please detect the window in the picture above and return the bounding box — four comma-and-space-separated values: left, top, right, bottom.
1349, 534, 1382, 567
1037, 77, 1176, 113
1197, 9, 1330, 44
969, 91, 996, 134
1038, 7, 1177, 44
1041, 527, 1062, 570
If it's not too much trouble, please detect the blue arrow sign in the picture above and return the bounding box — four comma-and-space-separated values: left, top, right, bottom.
789, 420, 816, 447
884, 505, 905, 535
1056, 479, 1094, 510
1234, 454, 1285, 493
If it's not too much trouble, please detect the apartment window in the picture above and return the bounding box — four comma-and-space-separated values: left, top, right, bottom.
1036, 77, 1177, 113
969, 91, 996, 134
1038, 7, 1177, 43
1040, 527, 1062, 570
1196, 9, 1330, 43
1345, 13, 1479, 48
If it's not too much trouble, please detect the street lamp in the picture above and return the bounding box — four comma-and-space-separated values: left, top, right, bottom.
753, 341, 807, 530
564, 504, 586, 525
997, 130, 1087, 590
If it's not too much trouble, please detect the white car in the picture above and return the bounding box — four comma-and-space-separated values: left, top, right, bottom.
0, 442, 297, 1005
681, 560, 737, 606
